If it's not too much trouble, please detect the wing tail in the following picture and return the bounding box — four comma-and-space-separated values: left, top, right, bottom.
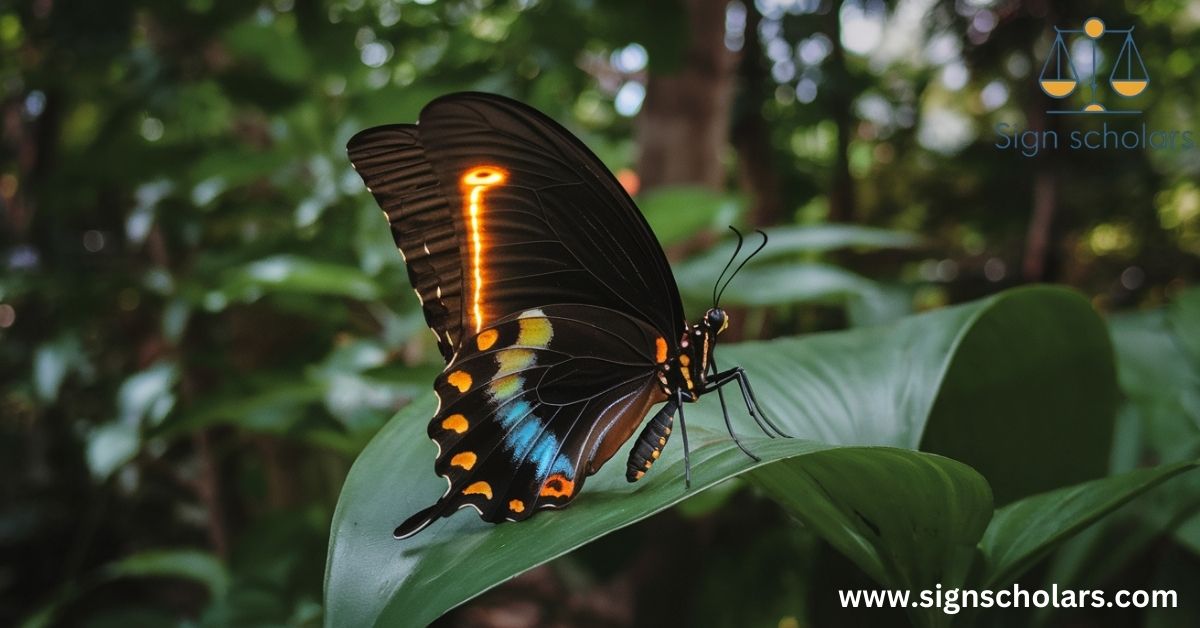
393, 500, 450, 539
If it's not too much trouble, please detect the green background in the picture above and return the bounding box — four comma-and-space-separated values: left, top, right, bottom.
3, 1, 1198, 626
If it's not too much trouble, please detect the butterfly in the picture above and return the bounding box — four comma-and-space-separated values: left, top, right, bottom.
347, 92, 787, 539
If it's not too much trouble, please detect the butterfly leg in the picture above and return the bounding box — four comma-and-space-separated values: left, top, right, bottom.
709, 356, 761, 462
705, 366, 790, 438
676, 389, 692, 489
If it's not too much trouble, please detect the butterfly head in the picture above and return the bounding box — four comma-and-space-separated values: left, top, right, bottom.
704, 307, 729, 335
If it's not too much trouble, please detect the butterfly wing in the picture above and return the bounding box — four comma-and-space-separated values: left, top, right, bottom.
347, 92, 684, 361
394, 305, 669, 538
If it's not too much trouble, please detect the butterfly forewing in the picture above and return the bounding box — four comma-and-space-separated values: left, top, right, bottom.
348, 92, 685, 354
346, 125, 465, 359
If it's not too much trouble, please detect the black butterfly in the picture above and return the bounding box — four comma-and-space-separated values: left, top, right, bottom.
347, 92, 787, 539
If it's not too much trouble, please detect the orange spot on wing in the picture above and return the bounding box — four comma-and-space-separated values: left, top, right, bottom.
616, 168, 640, 196
539, 473, 575, 498
463, 481, 493, 499
655, 337, 668, 363
450, 451, 477, 470
447, 370, 472, 392
461, 166, 509, 333
509, 499, 525, 513
441, 414, 469, 433
476, 328, 499, 351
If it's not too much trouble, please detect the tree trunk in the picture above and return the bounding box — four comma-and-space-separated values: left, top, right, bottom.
1021, 107, 1059, 282
825, 4, 856, 223
636, 0, 736, 191
732, 1, 785, 227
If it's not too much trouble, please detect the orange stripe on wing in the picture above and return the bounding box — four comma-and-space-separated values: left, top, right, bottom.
461, 166, 509, 333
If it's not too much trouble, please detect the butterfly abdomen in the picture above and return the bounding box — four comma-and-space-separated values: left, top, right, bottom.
626, 399, 678, 482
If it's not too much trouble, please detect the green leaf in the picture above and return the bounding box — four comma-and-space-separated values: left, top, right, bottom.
679, 262, 878, 306
736, 224, 922, 256
19, 549, 229, 628
116, 361, 178, 427
325, 286, 1115, 626
977, 462, 1199, 589
85, 422, 140, 481
920, 287, 1116, 504
1109, 301, 1200, 461
223, 19, 311, 84
159, 379, 323, 438
221, 255, 381, 301
676, 224, 922, 283
32, 335, 86, 402
104, 549, 230, 598
637, 186, 742, 246
1165, 287, 1200, 360
847, 282, 916, 327
749, 449, 991, 628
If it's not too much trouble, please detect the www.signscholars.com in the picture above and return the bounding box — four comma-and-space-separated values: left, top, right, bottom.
995, 122, 1196, 157
839, 583, 1178, 615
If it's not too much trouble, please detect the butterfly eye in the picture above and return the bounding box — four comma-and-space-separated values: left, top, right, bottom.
705, 308, 728, 333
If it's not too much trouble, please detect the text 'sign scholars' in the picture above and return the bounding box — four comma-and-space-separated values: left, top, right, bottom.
996, 122, 1195, 158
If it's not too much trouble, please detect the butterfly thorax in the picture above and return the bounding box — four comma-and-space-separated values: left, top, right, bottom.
655, 308, 728, 402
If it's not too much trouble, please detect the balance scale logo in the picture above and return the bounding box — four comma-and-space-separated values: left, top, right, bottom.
1040, 17, 1148, 115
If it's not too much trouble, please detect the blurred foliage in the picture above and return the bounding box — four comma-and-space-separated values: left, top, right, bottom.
1, 0, 1197, 626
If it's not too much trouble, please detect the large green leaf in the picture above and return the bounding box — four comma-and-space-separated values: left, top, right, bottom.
977, 462, 1199, 589
920, 287, 1116, 504
750, 449, 992, 628
324, 286, 1114, 626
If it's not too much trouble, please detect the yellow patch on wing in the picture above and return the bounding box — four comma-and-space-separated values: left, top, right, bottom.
495, 349, 535, 376
450, 451, 477, 470
489, 374, 522, 400
509, 499, 525, 513
441, 414, 469, 434
476, 328, 499, 351
517, 316, 553, 347
463, 481, 493, 499
447, 370, 473, 392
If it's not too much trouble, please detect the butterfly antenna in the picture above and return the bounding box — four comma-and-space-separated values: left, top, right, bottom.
715, 229, 768, 306
712, 226, 745, 307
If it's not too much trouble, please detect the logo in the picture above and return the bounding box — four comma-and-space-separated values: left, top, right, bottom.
1039, 17, 1148, 115
995, 15, 1194, 157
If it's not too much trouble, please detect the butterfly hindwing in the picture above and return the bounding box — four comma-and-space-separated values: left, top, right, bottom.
394, 305, 668, 538
347, 92, 685, 361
